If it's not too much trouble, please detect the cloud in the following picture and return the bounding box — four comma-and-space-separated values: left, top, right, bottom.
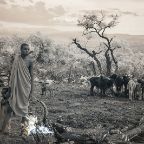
0, 0, 7, 4
49, 5, 66, 16
121, 11, 138, 16
108, 8, 139, 16
0, 23, 3, 27
0, 2, 66, 25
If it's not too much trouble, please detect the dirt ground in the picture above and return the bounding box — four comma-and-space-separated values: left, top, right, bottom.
0, 82, 144, 144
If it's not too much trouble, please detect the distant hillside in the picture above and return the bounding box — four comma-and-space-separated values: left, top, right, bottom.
0, 27, 144, 52
48, 31, 144, 52
115, 34, 144, 52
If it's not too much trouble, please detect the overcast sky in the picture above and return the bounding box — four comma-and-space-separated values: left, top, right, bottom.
0, 0, 144, 35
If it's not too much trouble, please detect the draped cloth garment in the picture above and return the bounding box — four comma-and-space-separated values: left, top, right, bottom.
8, 55, 31, 117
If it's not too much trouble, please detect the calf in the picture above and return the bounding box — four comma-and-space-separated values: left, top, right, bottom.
40, 80, 55, 96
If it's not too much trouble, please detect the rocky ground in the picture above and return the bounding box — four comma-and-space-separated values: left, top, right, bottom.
0, 82, 144, 144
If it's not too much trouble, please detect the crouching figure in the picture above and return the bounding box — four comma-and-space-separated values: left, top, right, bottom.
0, 87, 13, 134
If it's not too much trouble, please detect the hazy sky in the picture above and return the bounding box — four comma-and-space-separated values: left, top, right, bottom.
0, 0, 144, 35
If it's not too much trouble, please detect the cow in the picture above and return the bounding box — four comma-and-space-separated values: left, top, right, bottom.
110, 74, 129, 96
128, 79, 136, 101
0, 79, 4, 87
135, 82, 142, 100
89, 75, 114, 96
137, 78, 144, 100
122, 75, 130, 96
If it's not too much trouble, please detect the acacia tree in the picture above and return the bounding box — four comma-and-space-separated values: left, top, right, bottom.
72, 38, 102, 74
73, 11, 121, 76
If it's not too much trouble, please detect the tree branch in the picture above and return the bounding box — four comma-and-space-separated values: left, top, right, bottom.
72, 38, 102, 74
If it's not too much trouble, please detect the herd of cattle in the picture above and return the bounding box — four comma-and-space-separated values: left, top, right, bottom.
0, 73, 144, 101
89, 74, 144, 101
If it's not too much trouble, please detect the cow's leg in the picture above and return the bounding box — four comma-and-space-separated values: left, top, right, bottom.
133, 88, 136, 100
116, 86, 118, 93
124, 85, 127, 95
100, 88, 105, 96
124, 85, 129, 98
117, 86, 121, 95
44, 89, 46, 96
138, 88, 142, 100
120, 86, 122, 93
90, 85, 94, 96
142, 87, 144, 100
129, 88, 133, 101
110, 86, 115, 96
103, 89, 106, 96
100, 89, 103, 96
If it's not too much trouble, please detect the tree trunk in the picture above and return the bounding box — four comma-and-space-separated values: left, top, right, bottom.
73, 39, 102, 75
93, 56, 102, 75
105, 49, 111, 76
90, 61, 96, 75
110, 49, 118, 74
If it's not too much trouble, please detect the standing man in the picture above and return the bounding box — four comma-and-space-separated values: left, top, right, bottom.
8, 43, 33, 136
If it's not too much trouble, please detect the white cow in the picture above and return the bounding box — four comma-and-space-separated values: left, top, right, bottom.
128, 79, 137, 101
128, 78, 142, 101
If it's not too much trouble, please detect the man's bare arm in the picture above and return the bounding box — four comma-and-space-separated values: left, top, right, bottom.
29, 60, 33, 100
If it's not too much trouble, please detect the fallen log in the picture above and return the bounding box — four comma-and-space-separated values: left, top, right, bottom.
122, 124, 144, 141
107, 116, 144, 144
52, 123, 101, 144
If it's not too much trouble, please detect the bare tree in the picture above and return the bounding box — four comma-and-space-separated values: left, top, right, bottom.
75, 11, 121, 76
72, 38, 102, 75
90, 61, 97, 75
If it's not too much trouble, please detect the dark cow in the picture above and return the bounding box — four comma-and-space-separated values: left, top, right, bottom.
89, 75, 114, 96
123, 75, 130, 95
0, 79, 4, 87
128, 78, 137, 100
137, 78, 144, 100
110, 74, 129, 96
